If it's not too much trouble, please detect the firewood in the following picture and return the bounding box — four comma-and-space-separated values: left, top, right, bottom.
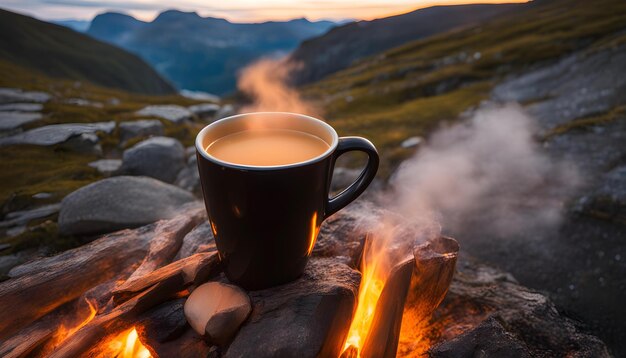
48, 276, 186, 358
361, 258, 415, 358
125, 204, 206, 282
141, 326, 216, 358
184, 282, 251, 346
113, 251, 220, 304
0, 226, 153, 340
175, 221, 216, 260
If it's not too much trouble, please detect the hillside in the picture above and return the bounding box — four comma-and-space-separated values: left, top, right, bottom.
302, 0, 626, 353
288, 3, 526, 85
87, 10, 337, 94
0, 9, 175, 95
302, 0, 626, 174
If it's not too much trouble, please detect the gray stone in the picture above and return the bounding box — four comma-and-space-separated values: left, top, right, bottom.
58, 176, 195, 236
0, 88, 51, 104
62, 132, 102, 155
188, 103, 220, 119
0, 204, 61, 229
88, 159, 122, 176
224, 257, 360, 358
214, 104, 235, 120
401, 136, 422, 148
0, 112, 42, 130
65, 98, 103, 108
121, 136, 186, 183
0, 121, 115, 146
0, 103, 43, 112
119, 119, 164, 143
31, 192, 52, 200
426, 259, 610, 357
175, 154, 200, 194
180, 89, 220, 102
136, 105, 193, 123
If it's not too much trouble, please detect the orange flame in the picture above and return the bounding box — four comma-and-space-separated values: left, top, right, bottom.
342, 232, 395, 357
106, 327, 152, 358
53, 298, 97, 344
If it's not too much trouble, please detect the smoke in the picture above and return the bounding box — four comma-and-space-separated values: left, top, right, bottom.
385, 103, 581, 239
237, 58, 318, 115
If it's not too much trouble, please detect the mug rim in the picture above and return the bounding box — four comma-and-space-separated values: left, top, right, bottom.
195, 111, 339, 170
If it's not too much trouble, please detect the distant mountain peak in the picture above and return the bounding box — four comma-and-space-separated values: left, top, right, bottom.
154, 9, 202, 22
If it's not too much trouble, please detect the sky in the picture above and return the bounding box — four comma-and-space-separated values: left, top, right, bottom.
0, 0, 528, 22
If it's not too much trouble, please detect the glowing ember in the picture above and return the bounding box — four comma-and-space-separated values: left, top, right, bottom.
53, 298, 97, 344
106, 328, 152, 358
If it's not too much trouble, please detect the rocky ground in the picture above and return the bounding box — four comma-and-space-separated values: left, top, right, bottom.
456, 44, 626, 354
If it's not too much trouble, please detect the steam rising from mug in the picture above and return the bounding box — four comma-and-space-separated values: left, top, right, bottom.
237, 58, 318, 115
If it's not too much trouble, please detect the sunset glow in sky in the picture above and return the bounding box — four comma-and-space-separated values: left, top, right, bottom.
1, 0, 528, 22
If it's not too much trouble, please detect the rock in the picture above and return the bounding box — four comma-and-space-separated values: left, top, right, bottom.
431, 317, 531, 358
574, 165, 626, 222
65, 98, 103, 108
136, 105, 193, 123
214, 104, 235, 120
188, 103, 220, 119
88, 159, 122, 176
31, 192, 52, 200
0, 103, 43, 112
0, 112, 42, 131
224, 257, 360, 358
121, 137, 185, 183
61, 132, 102, 155
424, 259, 610, 357
401, 136, 422, 148
118, 119, 164, 144
0, 121, 115, 146
175, 155, 201, 194
58, 176, 195, 236
184, 282, 251, 346
180, 89, 221, 102
0, 88, 51, 103
0, 203, 61, 229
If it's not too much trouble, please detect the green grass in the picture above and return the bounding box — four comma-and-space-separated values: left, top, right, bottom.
543, 106, 626, 140
302, 0, 626, 175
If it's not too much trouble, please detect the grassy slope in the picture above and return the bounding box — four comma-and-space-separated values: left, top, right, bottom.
0, 9, 175, 95
0, 61, 211, 253
303, 0, 626, 175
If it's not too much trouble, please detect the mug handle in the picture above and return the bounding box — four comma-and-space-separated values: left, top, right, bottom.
325, 136, 379, 219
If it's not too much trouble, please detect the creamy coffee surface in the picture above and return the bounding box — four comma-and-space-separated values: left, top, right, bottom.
205, 129, 330, 166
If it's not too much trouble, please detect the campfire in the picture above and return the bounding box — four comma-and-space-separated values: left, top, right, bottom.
0, 203, 458, 357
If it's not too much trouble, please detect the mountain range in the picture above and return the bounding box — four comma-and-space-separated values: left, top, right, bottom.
288, 3, 526, 84
86, 10, 337, 94
0, 9, 175, 95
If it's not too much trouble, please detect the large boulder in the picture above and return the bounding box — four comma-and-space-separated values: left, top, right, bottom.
118, 119, 164, 144
136, 105, 193, 123
121, 136, 185, 183
58, 176, 195, 236
175, 154, 201, 194
0, 122, 115, 146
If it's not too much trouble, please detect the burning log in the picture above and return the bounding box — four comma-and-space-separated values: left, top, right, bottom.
0, 224, 154, 339
184, 282, 251, 346
125, 203, 205, 282
360, 258, 415, 358
113, 251, 221, 305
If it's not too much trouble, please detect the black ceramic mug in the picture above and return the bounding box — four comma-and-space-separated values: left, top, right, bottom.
195, 112, 379, 290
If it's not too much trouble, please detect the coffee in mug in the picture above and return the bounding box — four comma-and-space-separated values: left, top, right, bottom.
205, 129, 330, 166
